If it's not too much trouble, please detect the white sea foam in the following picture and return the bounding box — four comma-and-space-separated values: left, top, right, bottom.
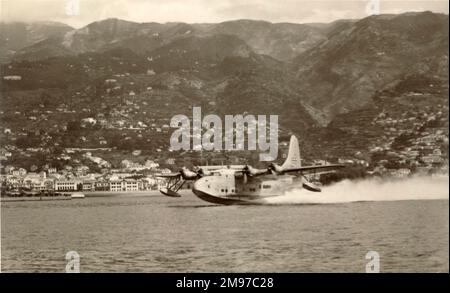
262, 175, 449, 205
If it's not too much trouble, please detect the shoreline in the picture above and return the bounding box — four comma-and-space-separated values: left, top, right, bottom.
1, 190, 165, 201
1, 195, 72, 202
83, 190, 162, 197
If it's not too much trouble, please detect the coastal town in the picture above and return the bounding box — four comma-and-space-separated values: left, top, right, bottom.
0, 156, 173, 195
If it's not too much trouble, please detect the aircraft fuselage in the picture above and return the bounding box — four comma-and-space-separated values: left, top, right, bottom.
192, 170, 300, 205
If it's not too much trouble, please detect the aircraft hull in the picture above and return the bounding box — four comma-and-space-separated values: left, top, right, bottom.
192, 189, 255, 205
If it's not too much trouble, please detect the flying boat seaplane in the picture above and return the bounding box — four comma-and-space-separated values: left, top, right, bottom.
157, 135, 344, 205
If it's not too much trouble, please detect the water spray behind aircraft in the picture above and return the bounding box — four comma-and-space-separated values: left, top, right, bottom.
262, 175, 449, 205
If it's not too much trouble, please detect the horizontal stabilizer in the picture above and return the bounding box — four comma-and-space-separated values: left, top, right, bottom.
284, 164, 345, 174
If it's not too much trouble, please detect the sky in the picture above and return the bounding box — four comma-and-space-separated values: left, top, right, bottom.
1, 0, 449, 28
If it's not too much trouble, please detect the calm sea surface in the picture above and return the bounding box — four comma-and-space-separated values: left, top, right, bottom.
1, 192, 448, 272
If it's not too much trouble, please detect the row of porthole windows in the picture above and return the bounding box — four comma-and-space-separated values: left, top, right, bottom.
240, 188, 257, 192
220, 189, 236, 193
214, 185, 272, 193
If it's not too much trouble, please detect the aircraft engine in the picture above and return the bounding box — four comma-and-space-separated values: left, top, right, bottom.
193, 167, 211, 177
244, 165, 267, 176
268, 163, 284, 174
180, 167, 200, 180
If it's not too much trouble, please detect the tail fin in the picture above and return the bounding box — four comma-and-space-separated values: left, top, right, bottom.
281, 135, 301, 169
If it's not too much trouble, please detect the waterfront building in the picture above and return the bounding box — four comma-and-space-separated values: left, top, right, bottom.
54, 180, 82, 191
109, 179, 140, 192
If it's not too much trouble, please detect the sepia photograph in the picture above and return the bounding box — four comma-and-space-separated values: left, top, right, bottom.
0, 0, 448, 278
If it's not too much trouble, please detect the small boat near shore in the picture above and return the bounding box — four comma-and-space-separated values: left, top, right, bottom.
70, 192, 85, 199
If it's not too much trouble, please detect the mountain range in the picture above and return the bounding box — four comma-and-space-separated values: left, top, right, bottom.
0, 11, 448, 166
3, 18, 333, 62
0, 21, 73, 63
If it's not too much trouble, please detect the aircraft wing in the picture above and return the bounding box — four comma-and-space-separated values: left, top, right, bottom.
197, 165, 247, 171
155, 173, 181, 178
283, 164, 345, 174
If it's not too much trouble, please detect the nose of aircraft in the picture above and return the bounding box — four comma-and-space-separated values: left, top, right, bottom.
193, 177, 207, 193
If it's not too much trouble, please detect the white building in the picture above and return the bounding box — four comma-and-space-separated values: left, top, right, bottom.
109, 179, 140, 192
54, 180, 81, 191
3, 75, 22, 81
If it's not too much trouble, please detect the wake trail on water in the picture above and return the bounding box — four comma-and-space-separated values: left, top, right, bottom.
263, 175, 449, 205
